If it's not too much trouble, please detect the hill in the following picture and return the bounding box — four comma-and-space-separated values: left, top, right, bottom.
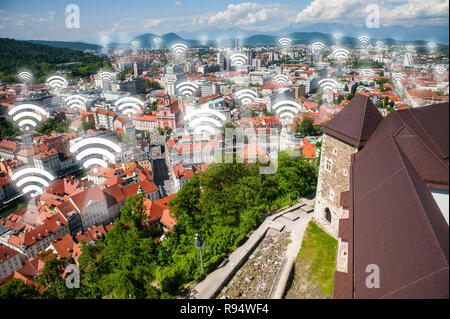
0, 38, 109, 84
28, 40, 101, 51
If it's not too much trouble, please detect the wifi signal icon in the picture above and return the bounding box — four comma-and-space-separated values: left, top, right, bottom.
114, 96, 144, 116
8, 103, 48, 131
272, 100, 303, 121
176, 81, 199, 97
392, 73, 404, 82
375, 41, 384, 51
230, 53, 248, 66
18, 71, 33, 83
184, 108, 226, 135
311, 42, 325, 53
360, 69, 374, 78
318, 78, 339, 92
332, 48, 349, 61
235, 89, 257, 105
358, 36, 370, 44
172, 43, 188, 57
99, 71, 114, 82
278, 38, 292, 48
70, 137, 121, 172
153, 37, 162, 45
65, 95, 87, 111
405, 45, 415, 52
427, 42, 437, 50
273, 74, 288, 85
131, 40, 140, 48
11, 167, 55, 197
46, 75, 68, 90
333, 33, 342, 40
434, 65, 447, 74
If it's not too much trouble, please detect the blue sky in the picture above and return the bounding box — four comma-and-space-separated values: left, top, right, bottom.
0, 0, 448, 42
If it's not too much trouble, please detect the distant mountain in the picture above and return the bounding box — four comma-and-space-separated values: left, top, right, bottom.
130, 32, 200, 48
28, 40, 101, 51
22, 27, 448, 52
279, 23, 449, 44
172, 23, 449, 44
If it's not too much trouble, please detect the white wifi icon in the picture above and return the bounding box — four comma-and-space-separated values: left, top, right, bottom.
272, 100, 303, 121
184, 108, 226, 135
176, 81, 199, 97
392, 73, 404, 82
99, 71, 114, 82
332, 48, 350, 61
360, 69, 374, 78
405, 45, 415, 52
11, 167, 55, 197
273, 74, 288, 85
153, 37, 161, 44
131, 40, 140, 47
70, 137, 121, 172
172, 43, 188, 57
318, 78, 339, 92
434, 65, 447, 74
230, 53, 248, 66
114, 96, 144, 116
278, 37, 292, 48
65, 95, 87, 111
46, 75, 68, 90
18, 71, 33, 83
311, 42, 325, 53
235, 89, 257, 105
8, 103, 48, 131
333, 33, 342, 40
427, 42, 437, 50
358, 36, 370, 44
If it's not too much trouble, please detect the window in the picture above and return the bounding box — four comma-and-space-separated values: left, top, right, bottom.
325, 159, 332, 172
325, 208, 332, 223
333, 148, 338, 155
330, 189, 334, 200
343, 169, 348, 176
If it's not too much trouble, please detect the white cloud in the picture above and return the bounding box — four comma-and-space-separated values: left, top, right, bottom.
144, 18, 165, 28
291, 0, 449, 26
207, 2, 287, 29
174, 1, 182, 6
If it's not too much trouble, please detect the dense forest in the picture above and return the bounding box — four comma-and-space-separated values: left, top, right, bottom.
0, 152, 318, 298
0, 38, 110, 84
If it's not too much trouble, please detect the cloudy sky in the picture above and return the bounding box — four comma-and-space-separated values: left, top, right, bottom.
0, 0, 448, 42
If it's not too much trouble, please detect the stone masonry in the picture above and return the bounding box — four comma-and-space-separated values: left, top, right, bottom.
313, 133, 357, 238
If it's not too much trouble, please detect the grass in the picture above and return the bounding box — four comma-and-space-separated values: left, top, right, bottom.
285, 221, 338, 299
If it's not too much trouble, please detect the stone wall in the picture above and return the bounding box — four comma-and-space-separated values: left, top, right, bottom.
313, 133, 357, 238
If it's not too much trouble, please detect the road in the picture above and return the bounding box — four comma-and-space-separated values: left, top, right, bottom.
152, 158, 176, 197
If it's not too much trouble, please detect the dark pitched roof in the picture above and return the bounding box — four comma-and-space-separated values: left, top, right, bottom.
322, 95, 383, 147
352, 135, 448, 298
334, 102, 449, 299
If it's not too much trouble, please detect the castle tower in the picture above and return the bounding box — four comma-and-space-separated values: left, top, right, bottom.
313, 95, 382, 237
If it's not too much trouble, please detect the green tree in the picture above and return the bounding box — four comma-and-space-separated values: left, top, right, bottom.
300, 116, 315, 136
0, 279, 40, 299
82, 121, 95, 132
0, 120, 21, 138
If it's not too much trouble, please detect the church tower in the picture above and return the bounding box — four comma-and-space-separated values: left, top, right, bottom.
313, 95, 382, 237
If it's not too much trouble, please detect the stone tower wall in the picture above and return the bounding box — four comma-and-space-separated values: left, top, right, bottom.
313, 133, 358, 237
